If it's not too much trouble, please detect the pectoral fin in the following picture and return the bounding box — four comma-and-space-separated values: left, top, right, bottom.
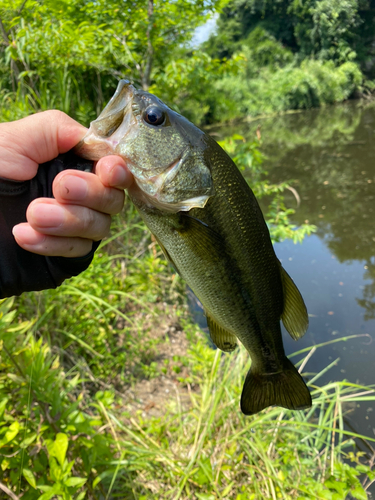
206, 311, 237, 352
154, 237, 182, 275
177, 214, 225, 258
157, 214, 227, 277
280, 265, 309, 340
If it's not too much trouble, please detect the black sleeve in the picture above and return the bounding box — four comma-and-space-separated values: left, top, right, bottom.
0, 151, 99, 299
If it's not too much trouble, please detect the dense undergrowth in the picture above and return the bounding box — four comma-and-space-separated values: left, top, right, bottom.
1, 219, 375, 499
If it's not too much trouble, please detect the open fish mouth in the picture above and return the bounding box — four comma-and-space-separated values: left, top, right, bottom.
74, 80, 136, 160
74, 79, 215, 212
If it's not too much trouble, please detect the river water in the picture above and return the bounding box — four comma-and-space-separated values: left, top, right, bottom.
192, 101, 375, 445
246, 101, 375, 444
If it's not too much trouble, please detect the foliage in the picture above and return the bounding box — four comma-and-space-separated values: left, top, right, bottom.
1, 288, 375, 498
205, 0, 375, 70
0, 0, 372, 128
0, 0, 220, 123
0, 298, 117, 499
209, 58, 362, 123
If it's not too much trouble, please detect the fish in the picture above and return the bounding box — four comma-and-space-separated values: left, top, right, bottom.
75, 80, 312, 415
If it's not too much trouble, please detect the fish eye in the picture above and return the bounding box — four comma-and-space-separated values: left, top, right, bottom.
143, 106, 165, 126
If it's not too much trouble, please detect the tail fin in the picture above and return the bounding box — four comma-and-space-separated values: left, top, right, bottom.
240, 357, 311, 416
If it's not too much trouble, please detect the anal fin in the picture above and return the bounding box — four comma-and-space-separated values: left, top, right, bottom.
206, 311, 237, 352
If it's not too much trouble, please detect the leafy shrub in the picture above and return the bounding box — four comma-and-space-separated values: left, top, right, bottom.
0, 298, 119, 499
212, 59, 362, 122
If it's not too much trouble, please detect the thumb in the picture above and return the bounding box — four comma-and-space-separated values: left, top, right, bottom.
0, 110, 87, 181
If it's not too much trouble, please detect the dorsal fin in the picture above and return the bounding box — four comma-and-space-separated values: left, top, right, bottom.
279, 264, 309, 340
206, 311, 237, 352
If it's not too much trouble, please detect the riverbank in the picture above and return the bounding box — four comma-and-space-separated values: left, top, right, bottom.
1, 204, 375, 498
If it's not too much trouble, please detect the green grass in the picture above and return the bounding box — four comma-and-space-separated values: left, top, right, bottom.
0, 212, 374, 499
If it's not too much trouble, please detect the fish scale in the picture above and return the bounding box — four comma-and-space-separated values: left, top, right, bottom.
76, 80, 312, 415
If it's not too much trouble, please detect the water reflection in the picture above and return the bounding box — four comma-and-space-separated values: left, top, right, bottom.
247, 100, 375, 319
241, 100, 375, 438
359, 262, 375, 320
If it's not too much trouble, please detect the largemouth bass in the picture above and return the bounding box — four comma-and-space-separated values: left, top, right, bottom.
76, 80, 312, 415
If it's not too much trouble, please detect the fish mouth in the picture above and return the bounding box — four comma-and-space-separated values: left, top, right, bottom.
75, 79, 214, 213
74, 80, 136, 160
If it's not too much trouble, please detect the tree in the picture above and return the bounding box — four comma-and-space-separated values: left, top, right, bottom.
205, 0, 375, 72
0, 0, 221, 121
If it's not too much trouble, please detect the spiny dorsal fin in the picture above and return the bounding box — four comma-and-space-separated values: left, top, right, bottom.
279, 264, 309, 340
206, 311, 237, 352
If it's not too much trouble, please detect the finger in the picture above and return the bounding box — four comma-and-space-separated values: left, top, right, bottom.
12, 224, 93, 257
26, 198, 111, 241
0, 110, 86, 181
95, 155, 134, 189
53, 170, 125, 215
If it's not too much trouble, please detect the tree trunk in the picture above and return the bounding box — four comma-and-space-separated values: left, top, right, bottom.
142, 0, 154, 90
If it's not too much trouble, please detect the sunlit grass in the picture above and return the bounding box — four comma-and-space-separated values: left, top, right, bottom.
102, 336, 375, 499
1, 252, 375, 498
0, 203, 373, 500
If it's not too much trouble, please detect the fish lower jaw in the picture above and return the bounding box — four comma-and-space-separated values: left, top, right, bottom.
129, 179, 210, 213
74, 135, 116, 160
129, 184, 209, 213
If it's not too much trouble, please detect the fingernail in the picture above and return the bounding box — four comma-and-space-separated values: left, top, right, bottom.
13, 225, 45, 245
109, 165, 132, 188
59, 175, 88, 200
30, 204, 65, 228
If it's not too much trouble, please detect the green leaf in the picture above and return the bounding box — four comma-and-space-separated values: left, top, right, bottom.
92, 476, 101, 488
64, 477, 87, 487
49, 456, 62, 482
325, 478, 346, 494
38, 484, 63, 500
0, 421, 20, 446
1, 458, 9, 471
351, 486, 368, 500
23, 468, 36, 489
221, 482, 235, 497
0, 398, 8, 417
20, 432, 37, 448
38, 485, 54, 492
45, 433, 69, 466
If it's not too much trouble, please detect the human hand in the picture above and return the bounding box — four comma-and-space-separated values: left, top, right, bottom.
0, 110, 133, 258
